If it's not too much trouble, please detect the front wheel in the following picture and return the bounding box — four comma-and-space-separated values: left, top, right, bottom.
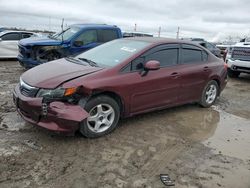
200, 80, 219, 108
79, 95, 120, 138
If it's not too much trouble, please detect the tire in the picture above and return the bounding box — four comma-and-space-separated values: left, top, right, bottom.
227, 69, 240, 78
79, 95, 120, 138
47, 51, 61, 61
200, 80, 219, 108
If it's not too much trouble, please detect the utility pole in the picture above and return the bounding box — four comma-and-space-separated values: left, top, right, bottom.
61, 18, 64, 31
158, 26, 161, 37
176, 26, 180, 39
134, 23, 137, 32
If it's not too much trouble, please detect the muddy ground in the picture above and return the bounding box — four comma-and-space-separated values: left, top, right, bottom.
0, 60, 250, 188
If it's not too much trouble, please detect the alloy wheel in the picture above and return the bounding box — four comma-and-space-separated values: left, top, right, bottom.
205, 84, 217, 104
87, 103, 115, 133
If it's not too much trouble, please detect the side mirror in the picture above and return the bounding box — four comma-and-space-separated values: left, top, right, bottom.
144, 60, 160, 71
73, 40, 84, 47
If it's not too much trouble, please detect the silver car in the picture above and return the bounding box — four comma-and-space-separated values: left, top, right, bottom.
0, 30, 35, 58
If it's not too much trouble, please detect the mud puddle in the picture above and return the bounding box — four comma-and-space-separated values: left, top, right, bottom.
204, 108, 250, 161
163, 107, 250, 188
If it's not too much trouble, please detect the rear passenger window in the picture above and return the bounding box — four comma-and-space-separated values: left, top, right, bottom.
98, 30, 118, 42
182, 48, 202, 64
146, 49, 178, 67
22, 33, 33, 39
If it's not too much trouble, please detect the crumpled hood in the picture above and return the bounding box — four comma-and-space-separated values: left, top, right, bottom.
19, 36, 63, 46
21, 58, 103, 89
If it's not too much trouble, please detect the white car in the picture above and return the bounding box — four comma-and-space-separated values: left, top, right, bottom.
0, 30, 35, 58
226, 40, 250, 77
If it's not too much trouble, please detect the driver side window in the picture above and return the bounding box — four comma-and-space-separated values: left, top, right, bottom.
131, 46, 179, 71
74, 30, 97, 46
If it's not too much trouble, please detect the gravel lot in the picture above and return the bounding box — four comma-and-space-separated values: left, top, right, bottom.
0, 60, 250, 188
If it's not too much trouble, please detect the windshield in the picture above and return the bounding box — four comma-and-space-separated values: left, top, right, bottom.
52, 27, 81, 41
76, 39, 150, 67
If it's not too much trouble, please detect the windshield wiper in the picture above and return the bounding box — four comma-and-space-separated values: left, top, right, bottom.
78, 58, 99, 67
65, 57, 84, 65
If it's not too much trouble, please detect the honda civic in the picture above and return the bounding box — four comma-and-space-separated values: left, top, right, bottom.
13, 37, 227, 138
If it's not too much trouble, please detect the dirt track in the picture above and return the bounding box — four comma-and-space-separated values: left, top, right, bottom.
0, 60, 250, 188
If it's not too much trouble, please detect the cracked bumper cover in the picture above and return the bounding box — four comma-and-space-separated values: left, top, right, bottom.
13, 85, 89, 133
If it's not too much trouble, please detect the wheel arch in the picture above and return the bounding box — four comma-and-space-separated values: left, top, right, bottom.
90, 90, 125, 117
209, 76, 221, 93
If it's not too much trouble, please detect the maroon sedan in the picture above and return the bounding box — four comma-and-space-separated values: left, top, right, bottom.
13, 38, 227, 138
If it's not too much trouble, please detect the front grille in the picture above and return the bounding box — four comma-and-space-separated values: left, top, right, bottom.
232, 47, 250, 61
19, 79, 39, 97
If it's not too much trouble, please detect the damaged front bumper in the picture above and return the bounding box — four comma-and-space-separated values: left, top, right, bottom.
17, 54, 41, 68
13, 85, 89, 134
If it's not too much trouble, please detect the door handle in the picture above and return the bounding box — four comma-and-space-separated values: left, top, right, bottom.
203, 66, 210, 72
170, 72, 180, 78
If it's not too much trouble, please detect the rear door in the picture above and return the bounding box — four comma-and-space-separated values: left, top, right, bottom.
0, 32, 21, 58
120, 44, 181, 114
178, 44, 211, 103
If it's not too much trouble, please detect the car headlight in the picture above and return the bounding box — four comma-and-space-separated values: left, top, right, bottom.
36, 87, 78, 98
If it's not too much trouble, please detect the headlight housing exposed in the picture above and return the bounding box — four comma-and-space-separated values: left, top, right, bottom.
36, 87, 77, 98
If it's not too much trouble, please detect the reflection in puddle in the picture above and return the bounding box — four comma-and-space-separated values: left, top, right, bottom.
204, 109, 250, 161
170, 107, 220, 142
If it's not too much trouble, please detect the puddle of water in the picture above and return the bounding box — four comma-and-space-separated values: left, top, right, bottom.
203, 109, 250, 161
164, 106, 220, 142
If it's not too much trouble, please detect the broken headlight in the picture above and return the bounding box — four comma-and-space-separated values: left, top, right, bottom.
36, 87, 78, 99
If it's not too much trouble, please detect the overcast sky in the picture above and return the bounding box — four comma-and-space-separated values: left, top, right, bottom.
0, 0, 250, 42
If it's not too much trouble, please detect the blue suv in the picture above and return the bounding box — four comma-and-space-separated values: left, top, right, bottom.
18, 24, 122, 68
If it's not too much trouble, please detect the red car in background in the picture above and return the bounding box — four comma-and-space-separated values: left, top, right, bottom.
13, 37, 227, 138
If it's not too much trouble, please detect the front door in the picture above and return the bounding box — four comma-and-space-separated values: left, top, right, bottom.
0, 32, 20, 58
70, 30, 99, 55
121, 44, 181, 114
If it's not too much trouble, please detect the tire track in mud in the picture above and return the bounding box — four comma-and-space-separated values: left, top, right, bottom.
140, 144, 186, 178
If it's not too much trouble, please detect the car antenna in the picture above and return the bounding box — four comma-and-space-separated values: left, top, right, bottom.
61, 18, 64, 42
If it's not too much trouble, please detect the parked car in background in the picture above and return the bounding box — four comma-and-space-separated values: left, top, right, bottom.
192, 39, 221, 58
13, 37, 227, 138
225, 40, 250, 77
0, 27, 7, 33
0, 30, 35, 58
123, 32, 153, 38
18, 24, 123, 68
216, 44, 231, 57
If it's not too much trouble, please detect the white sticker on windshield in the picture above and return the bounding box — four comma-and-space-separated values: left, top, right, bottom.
121, 47, 137, 53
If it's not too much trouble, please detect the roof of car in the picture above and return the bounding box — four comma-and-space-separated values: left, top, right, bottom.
0, 30, 35, 35
71, 24, 118, 29
124, 37, 197, 45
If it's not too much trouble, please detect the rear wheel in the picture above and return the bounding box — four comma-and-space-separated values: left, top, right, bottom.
200, 80, 219, 108
228, 69, 240, 78
79, 95, 120, 138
